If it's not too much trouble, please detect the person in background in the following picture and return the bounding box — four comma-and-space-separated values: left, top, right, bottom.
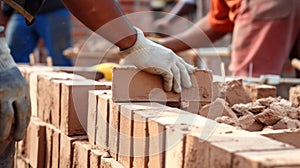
0, 0, 195, 167
153, 0, 197, 34
154, 0, 300, 77
2, 0, 72, 66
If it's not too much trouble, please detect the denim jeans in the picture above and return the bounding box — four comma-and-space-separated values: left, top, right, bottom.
5, 9, 72, 66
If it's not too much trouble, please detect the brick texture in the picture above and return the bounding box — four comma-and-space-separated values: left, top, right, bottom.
112, 67, 212, 103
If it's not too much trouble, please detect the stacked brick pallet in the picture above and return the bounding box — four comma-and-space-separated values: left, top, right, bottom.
16, 65, 300, 168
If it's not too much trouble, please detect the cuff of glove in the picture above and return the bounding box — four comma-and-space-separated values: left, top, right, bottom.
0, 38, 16, 72
119, 27, 151, 55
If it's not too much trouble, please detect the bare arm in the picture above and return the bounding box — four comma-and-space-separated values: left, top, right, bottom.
61, 0, 136, 50
159, 16, 226, 52
162, 1, 196, 23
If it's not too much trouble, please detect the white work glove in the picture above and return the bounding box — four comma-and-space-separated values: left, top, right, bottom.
121, 27, 195, 93
0, 37, 31, 155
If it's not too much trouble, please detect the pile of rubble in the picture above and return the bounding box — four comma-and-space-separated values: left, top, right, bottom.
200, 79, 300, 131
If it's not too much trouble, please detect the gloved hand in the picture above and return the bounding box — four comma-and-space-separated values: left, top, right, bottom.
0, 38, 31, 152
121, 27, 195, 93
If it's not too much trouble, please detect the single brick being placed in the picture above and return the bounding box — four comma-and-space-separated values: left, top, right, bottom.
60, 79, 111, 136
112, 66, 212, 103
59, 134, 87, 168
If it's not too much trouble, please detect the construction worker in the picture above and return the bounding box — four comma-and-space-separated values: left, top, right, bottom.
155, 0, 300, 77
0, 0, 195, 166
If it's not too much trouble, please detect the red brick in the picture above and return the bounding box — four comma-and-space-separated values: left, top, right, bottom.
108, 101, 124, 160
44, 125, 62, 168
87, 90, 98, 145
60, 80, 110, 135
37, 72, 85, 123
289, 85, 300, 106
51, 80, 62, 128
184, 123, 294, 168
90, 149, 104, 168
59, 134, 87, 168
118, 103, 175, 168
147, 111, 201, 168
244, 83, 277, 101
101, 157, 125, 168
27, 117, 46, 168
118, 104, 134, 168
52, 126, 61, 168
95, 93, 112, 148
224, 79, 252, 106
233, 149, 300, 168
257, 129, 300, 148
15, 156, 31, 168
72, 140, 92, 168
112, 67, 212, 103
87, 90, 111, 145
45, 126, 53, 168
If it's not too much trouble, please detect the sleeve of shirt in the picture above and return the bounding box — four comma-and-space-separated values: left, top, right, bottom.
207, 0, 235, 33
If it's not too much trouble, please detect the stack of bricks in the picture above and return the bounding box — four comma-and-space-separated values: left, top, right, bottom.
16, 65, 300, 168
86, 66, 300, 167
16, 65, 124, 168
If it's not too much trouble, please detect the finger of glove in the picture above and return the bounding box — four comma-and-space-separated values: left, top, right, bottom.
0, 101, 14, 141
178, 57, 196, 74
171, 65, 182, 93
13, 97, 31, 141
161, 70, 173, 92
176, 61, 192, 89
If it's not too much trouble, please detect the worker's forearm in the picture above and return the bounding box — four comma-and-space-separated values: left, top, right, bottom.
61, 0, 136, 50
161, 16, 226, 52
164, 2, 196, 22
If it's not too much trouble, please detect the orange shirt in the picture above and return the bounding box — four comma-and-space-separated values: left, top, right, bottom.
207, 0, 241, 33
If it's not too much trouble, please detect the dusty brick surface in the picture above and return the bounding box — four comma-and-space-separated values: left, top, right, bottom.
101, 157, 125, 168
184, 123, 294, 168
37, 72, 85, 122
59, 134, 87, 168
112, 67, 212, 103
233, 149, 300, 168
72, 140, 93, 168
60, 80, 110, 135
244, 83, 277, 101
199, 98, 237, 120
45, 126, 53, 168
108, 101, 124, 160
95, 93, 112, 149
87, 90, 111, 145
258, 129, 300, 148
289, 85, 300, 106
27, 117, 46, 168
224, 79, 252, 106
